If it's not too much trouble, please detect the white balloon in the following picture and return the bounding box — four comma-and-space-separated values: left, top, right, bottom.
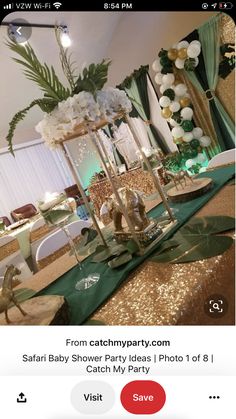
185, 159, 195, 169
159, 96, 171, 107
192, 127, 203, 139
193, 57, 199, 67
197, 153, 206, 163
180, 107, 193, 120
152, 58, 162, 72
187, 44, 201, 58
174, 95, 181, 102
162, 73, 175, 85
182, 132, 193, 142
177, 40, 189, 50
160, 83, 173, 94
169, 101, 181, 112
199, 136, 211, 147
190, 40, 201, 48
169, 118, 179, 127
172, 126, 185, 138
175, 83, 187, 97
175, 58, 185, 69
154, 72, 163, 85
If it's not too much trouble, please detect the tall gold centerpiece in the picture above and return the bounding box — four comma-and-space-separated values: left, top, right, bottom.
6, 33, 176, 256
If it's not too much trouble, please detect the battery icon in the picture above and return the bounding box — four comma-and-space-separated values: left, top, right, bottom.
219, 2, 233, 8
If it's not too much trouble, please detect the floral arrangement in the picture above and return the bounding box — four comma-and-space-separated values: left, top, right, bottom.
6, 29, 131, 153
35, 88, 131, 148
152, 39, 211, 171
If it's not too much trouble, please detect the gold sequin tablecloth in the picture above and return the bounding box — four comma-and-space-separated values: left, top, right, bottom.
90, 184, 235, 325
88, 168, 156, 217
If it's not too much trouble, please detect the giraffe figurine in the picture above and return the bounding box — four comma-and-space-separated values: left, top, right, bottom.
0, 265, 27, 324
164, 169, 194, 191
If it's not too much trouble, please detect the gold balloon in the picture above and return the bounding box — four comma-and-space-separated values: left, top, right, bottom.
173, 137, 182, 144
161, 107, 172, 119
179, 97, 191, 107
178, 48, 188, 60
167, 48, 178, 61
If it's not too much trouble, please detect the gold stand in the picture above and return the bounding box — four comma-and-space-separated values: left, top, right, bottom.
93, 130, 142, 252
57, 111, 176, 255
125, 114, 175, 222
60, 143, 107, 247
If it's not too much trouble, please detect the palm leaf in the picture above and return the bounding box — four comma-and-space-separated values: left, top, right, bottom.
151, 216, 235, 264
6, 40, 70, 101
55, 26, 78, 90
73, 59, 111, 96
6, 98, 58, 155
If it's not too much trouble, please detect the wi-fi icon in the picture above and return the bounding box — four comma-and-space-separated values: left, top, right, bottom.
53, 2, 62, 9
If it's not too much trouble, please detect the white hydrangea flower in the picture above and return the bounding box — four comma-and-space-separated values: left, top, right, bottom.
36, 88, 132, 148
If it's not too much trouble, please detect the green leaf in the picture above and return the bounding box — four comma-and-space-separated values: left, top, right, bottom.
55, 26, 78, 90
124, 239, 139, 255
6, 98, 58, 155
73, 59, 111, 95
151, 216, 234, 264
92, 243, 127, 263
108, 252, 132, 268
6, 40, 70, 101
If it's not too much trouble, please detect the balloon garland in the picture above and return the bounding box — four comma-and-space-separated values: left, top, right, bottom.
152, 40, 211, 171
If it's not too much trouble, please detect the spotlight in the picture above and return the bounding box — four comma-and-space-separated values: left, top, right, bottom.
59, 26, 71, 48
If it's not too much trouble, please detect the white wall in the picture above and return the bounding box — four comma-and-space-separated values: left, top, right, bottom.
106, 11, 215, 86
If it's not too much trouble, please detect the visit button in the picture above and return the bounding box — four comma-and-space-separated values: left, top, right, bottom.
120, 380, 166, 414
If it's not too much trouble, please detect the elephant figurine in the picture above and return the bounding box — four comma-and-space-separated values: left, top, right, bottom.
105, 187, 150, 232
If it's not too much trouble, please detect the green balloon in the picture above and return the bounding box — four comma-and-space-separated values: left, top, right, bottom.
190, 139, 200, 149
161, 67, 173, 74
181, 120, 194, 132
163, 88, 175, 101
184, 58, 196, 71
160, 55, 171, 67
182, 145, 198, 159
172, 112, 182, 124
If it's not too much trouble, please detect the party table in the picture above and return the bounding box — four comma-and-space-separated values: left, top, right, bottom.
0, 213, 80, 260
13, 164, 235, 326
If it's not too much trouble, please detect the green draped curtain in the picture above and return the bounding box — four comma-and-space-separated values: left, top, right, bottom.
102, 127, 128, 169
185, 14, 235, 154
118, 66, 169, 154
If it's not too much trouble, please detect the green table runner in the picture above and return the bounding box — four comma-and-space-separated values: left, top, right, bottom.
38, 165, 235, 325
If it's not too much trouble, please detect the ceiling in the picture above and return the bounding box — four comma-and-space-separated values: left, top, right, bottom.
0, 11, 216, 148
0, 11, 124, 146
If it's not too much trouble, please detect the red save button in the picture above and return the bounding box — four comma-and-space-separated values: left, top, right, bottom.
120, 380, 166, 414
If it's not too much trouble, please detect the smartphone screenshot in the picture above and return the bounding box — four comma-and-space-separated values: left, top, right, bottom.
0, 1, 235, 417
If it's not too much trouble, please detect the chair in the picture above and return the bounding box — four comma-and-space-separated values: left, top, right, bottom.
36, 220, 91, 270
29, 217, 58, 272
64, 184, 90, 220
0, 216, 11, 227
11, 203, 38, 222
0, 235, 32, 284
207, 149, 235, 169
